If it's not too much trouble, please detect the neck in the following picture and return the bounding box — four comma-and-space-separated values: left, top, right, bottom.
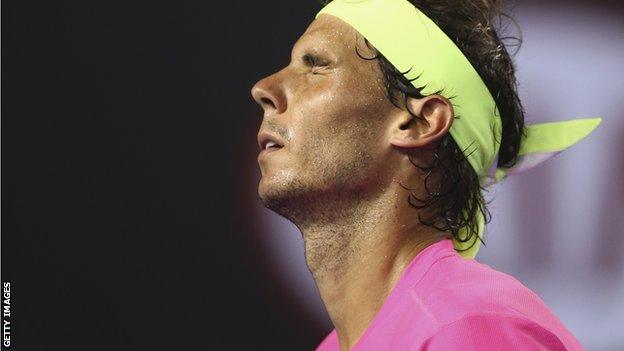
297, 185, 446, 351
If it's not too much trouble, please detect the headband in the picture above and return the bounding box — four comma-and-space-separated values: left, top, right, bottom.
316, 0, 601, 258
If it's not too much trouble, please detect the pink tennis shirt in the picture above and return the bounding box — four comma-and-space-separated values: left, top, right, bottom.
315, 239, 583, 350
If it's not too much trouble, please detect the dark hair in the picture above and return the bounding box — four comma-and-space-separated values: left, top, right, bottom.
320, 0, 526, 251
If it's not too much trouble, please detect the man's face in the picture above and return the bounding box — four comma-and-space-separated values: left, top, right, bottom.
251, 14, 400, 213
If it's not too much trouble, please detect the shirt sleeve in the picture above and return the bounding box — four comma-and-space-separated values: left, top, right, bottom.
419, 313, 571, 351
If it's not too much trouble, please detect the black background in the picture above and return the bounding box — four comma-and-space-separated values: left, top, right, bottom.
3, 1, 327, 350
5, 0, 622, 350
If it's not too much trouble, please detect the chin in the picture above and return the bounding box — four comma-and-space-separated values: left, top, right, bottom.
257, 172, 292, 204
257, 171, 312, 211
257, 177, 273, 204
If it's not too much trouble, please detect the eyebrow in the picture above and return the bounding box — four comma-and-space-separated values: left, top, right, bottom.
291, 34, 335, 61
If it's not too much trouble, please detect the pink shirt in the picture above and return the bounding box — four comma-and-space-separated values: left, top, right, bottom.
316, 239, 584, 350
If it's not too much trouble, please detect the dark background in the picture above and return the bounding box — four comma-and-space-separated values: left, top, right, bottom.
3, 1, 327, 350
4, 0, 624, 350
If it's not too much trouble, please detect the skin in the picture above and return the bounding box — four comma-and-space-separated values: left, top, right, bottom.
251, 14, 455, 351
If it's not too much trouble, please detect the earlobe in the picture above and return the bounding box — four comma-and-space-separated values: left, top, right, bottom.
389, 95, 454, 149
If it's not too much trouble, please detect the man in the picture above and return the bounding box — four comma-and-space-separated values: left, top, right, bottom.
251, 0, 599, 349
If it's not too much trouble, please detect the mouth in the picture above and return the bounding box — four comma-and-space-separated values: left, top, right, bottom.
258, 142, 283, 159
257, 131, 285, 158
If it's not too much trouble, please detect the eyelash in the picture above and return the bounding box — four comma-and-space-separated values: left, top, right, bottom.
303, 53, 327, 67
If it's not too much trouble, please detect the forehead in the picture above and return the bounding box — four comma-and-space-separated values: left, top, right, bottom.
292, 14, 359, 54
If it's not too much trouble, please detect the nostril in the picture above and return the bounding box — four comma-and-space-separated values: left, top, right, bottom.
260, 97, 276, 110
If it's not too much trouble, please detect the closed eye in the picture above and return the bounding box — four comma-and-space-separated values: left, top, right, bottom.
303, 53, 329, 67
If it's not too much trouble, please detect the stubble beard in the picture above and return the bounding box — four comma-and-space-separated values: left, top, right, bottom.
260, 146, 377, 228
259, 145, 383, 279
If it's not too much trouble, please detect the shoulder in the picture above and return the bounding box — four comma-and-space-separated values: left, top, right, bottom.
414, 253, 552, 317
409, 255, 584, 350
419, 313, 576, 351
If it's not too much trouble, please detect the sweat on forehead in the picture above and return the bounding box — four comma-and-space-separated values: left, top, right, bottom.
294, 14, 364, 53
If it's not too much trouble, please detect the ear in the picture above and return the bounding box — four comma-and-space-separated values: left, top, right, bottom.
389, 95, 454, 149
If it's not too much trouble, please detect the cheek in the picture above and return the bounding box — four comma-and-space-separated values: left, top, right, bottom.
292, 106, 383, 178
287, 68, 392, 168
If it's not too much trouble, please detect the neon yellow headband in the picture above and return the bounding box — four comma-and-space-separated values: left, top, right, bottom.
316, 0, 602, 258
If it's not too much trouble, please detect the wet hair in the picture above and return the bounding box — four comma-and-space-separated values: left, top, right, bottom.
319, 0, 525, 251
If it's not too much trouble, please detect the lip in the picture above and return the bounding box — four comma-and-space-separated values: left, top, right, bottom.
257, 131, 285, 151
257, 145, 283, 160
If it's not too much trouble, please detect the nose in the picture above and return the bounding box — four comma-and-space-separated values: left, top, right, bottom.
250, 72, 287, 116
